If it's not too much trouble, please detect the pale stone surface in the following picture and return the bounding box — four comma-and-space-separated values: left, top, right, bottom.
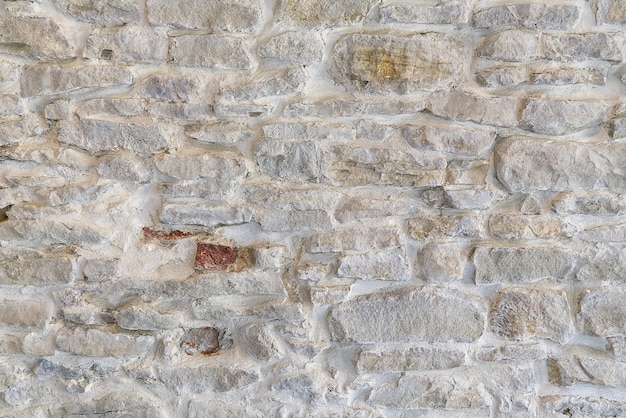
358, 345, 465, 372
254, 209, 332, 232
0, 17, 74, 60
427, 92, 518, 127
598, 0, 626, 25
330, 34, 464, 93
490, 288, 574, 343
473, 5, 579, 30
334, 197, 418, 222
256, 140, 320, 182
520, 99, 610, 135
378, 4, 467, 24
54, 0, 140, 25
84, 26, 167, 63
495, 137, 626, 193
548, 348, 626, 387
543, 33, 622, 62
475, 247, 574, 284
329, 288, 486, 343
478, 30, 542, 62
418, 243, 467, 282
147, 0, 260, 32
488, 214, 575, 240
280, 0, 375, 26
160, 365, 258, 393
310, 227, 400, 253
96, 154, 153, 183
0, 249, 73, 285
539, 396, 626, 418
259, 31, 323, 64
78, 98, 144, 118
402, 125, 495, 156
579, 287, 626, 337
20, 65, 133, 96
476, 65, 606, 87
0, 299, 54, 327
337, 248, 412, 281
408, 214, 481, 240
160, 203, 251, 228
155, 153, 247, 181
169, 35, 250, 69
552, 192, 625, 215
577, 246, 626, 282
115, 304, 181, 330
474, 343, 547, 362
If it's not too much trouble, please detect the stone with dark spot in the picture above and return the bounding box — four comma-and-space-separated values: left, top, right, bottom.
181, 327, 220, 355
195, 243, 238, 270
142, 227, 190, 241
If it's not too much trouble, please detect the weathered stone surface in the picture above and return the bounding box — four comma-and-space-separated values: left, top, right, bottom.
337, 248, 412, 281
474, 343, 547, 362
552, 192, 625, 215
185, 120, 255, 144
577, 246, 626, 282
402, 125, 495, 157
478, 30, 542, 62
490, 288, 574, 343
473, 5, 579, 30
83, 258, 119, 282
263, 122, 354, 142
194, 243, 238, 270
148, 102, 213, 120
147, 0, 260, 32
0, 299, 54, 327
544, 33, 622, 62
169, 35, 250, 69
330, 34, 464, 93
0, 17, 74, 60
476, 64, 606, 87
0, 94, 23, 118
310, 227, 400, 253
488, 214, 575, 240
334, 197, 418, 223
329, 288, 486, 343
60, 119, 168, 157
324, 146, 446, 187
54, 0, 140, 25
77, 98, 144, 118
84, 26, 167, 63
61, 391, 166, 417
155, 153, 247, 181
548, 347, 626, 387
368, 371, 491, 410
242, 185, 340, 212
0, 219, 104, 245
408, 214, 481, 240
280, 0, 375, 26
140, 75, 197, 103
475, 247, 574, 284
284, 99, 426, 118
20, 65, 133, 96
358, 345, 465, 372
181, 327, 220, 355
378, 4, 467, 24
97, 154, 153, 183
610, 117, 626, 139
578, 223, 626, 242
221, 68, 305, 102
0, 249, 73, 285
115, 304, 180, 330
610, 336, 626, 361
495, 137, 626, 193
160, 365, 258, 393
254, 210, 332, 232
539, 395, 626, 418
255, 140, 320, 182
598, 0, 626, 25
418, 243, 467, 282
259, 31, 323, 64
427, 92, 518, 127
580, 287, 626, 337
160, 203, 250, 228
520, 98, 610, 135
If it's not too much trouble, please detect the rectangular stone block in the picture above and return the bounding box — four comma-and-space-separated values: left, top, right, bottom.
408, 214, 481, 240
330, 33, 464, 93
598, 0, 626, 25
160, 203, 250, 228
169, 35, 250, 69
258, 31, 323, 64
543, 33, 622, 62
0, 250, 73, 285
520, 98, 610, 135
155, 153, 247, 181
310, 227, 400, 253
488, 214, 575, 240
473, 5, 579, 30
579, 287, 626, 337
474, 343, 547, 362
256, 140, 321, 182
254, 210, 332, 232
402, 125, 495, 157
53, 0, 140, 25
476, 65, 607, 88
548, 347, 626, 387
337, 248, 412, 281
539, 396, 626, 418
495, 137, 626, 193
552, 192, 625, 215
84, 26, 167, 63
77, 98, 144, 119
577, 245, 626, 282
0, 17, 74, 60
358, 345, 465, 372
378, 4, 467, 24
329, 287, 486, 343
280, 0, 375, 27
427, 92, 518, 127
334, 197, 419, 223
0, 299, 53, 327
478, 30, 542, 62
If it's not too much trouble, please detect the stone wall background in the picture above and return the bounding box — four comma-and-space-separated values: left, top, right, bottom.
0, 0, 625, 416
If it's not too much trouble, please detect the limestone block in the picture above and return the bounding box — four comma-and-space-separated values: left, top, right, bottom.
408, 214, 481, 240
155, 153, 247, 182
358, 345, 465, 372
96, 154, 153, 183
548, 347, 626, 387
418, 243, 467, 282
488, 214, 575, 240
520, 98, 610, 135
402, 125, 495, 156
598, 0, 626, 25
579, 287, 626, 337
115, 304, 181, 330
473, 5, 579, 30
427, 92, 518, 127
310, 227, 400, 253
337, 248, 412, 281
169, 35, 250, 69
538, 396, 626, 418
280, 0, 375, 27
84, 26, 167, 63
577, 246, 626, 282
543, 33, 622, 62
258, 31, 323, 64
0, 248, 73, 285
160, 203, 251, 228
378, 4, 467, 24
478, 30, 542, 62
0, 299, 54, 327
54, 0, 140, 25
78, 98, 144, 118
0, 17, 74, 59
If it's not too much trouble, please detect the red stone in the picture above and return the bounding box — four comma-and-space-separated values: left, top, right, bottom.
194, 243, 238, 270
142, 227, 190, 240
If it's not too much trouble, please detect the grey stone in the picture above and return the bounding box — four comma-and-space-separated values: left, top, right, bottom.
310, 227, 400, 253
324, 146, 446, 187
60, 119, 168, 157
578, 223, 626, 242
358, 345, 465, 372
337, 248, 412, 281
402, 125, 495, 156
329, 287, 486, 343
427, 92, 519, 127
490, 288, 574, 343
475, 247, 574, 284
552, 192, 625, 215
84, 26, 167, 63
368, 371, 492, 410
148, 102, 213, 120
61, 391, 166, 417
0, 94, 23, 118
0, 17, 74, 60
577, 246, 626, 282
220, 68, 305, 102
53, 0, 140, 25
147, 0, 260, 32
284, 99, 426, 118
330, 34, 464, 93
473, 5, 579, 30
77, 98, 144, 118
609, 336, 626, 361
408, 214, 481, 240
538, 395, 626, 418
256, 140, 321, 182
598, 0, 626, 25
334, 197, 419, 223
478, 30, 542, 62
476, 65, 607, 87
169, 35, 250, 69
160, 202, 250, 228
242, 185, 340, 211
548, 347, 626, 387
447, 159, 488, 186
520, 98, 610, 135
160, 365, 258, 393
20, 65, 133, 96
0, 333, 23, 355
185, 121, 255, 144
83, 258, 119, 282
378, 4, 467, 24
0, 220, 104, 245
0, 249, 73, 285
580, 287, 626, 337
115, 304, 181, 330
610, 117, 626, 139
155, 153, 247, 181
488, 214, 575, 240
544, 33, 622, 62
259, 31, 323, 64
140, 75, 197, 102
0, 299, 54, 327
474, 343, 547, 362
254, 210, 332, 232
495, 137, 626, 193
418, 243, 467, 282
263, 123, 355, 142
97, 154, 153, 183
280, 0, 375, 27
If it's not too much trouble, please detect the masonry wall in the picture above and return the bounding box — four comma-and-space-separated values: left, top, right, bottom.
1, 0, 626, 416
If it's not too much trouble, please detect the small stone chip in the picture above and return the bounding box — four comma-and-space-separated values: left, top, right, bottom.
181, 327, 220, 355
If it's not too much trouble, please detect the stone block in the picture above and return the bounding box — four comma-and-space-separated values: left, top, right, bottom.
598, 0, 626, 25
54, 0, 140, 25
402, 125, 495, 156
0, 249, 73, 285
258, 31, 323, 64
96, 154, 153, 183
255, 140, 321, 182
160, 203, 251, 228
427, 92, 518, 127
358, 345, 465, 372
155, 153, 247, 181
378, 4, 467, 24
488, 214, 575, 240
407, 214, 481, 240
337, 248, 412, 281
0, 299, 54, 327
543, 33, 622, 62
310, 227, 400, 253
520, 98, 610, 135
169, 35, 250, 69
115, 304, 181, 330
548, 347, 626, 387
280, 0, 375, 27
418, 243, 467, 282
0, 17, 74, 60
478, 30, 542, 62
84, 26, 167, 63
473, 5, 579, 30
579, 287, 626, 337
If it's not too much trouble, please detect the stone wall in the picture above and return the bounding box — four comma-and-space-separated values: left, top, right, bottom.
1, 0, 625, 416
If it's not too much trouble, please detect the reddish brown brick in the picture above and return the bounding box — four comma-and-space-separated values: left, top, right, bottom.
194, 243, 238, 270
142, 227, 190, 240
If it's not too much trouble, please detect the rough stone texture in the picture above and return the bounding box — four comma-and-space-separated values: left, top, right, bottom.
20, 65, 134, 96
427, 92, 518, 127
548, 348, 626, 387
194, 243, 238, 270
280, 0, 375, 27
337, 248, 412, 281
0, 17, 75, 60
169, 35, 250, 69
329, 288, 486, 343
490, 288, 574, 343
473, 5, 579, 30
579, 287, 626, 337
53, 0, 141, 25
520, 99, 610, 135
84, 26, 167, 63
